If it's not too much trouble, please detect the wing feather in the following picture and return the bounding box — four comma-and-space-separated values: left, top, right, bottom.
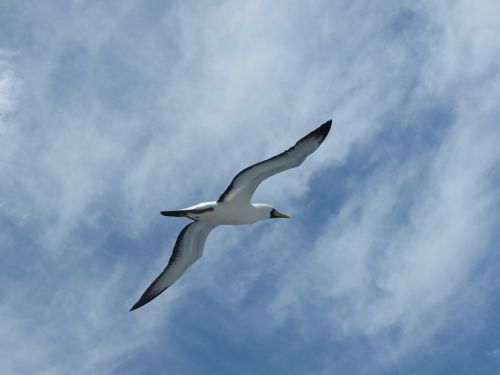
130, 221, 216, 311
217, 120, 332, 203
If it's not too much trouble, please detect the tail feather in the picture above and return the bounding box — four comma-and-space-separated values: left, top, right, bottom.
160, 210, 188, 217
161, 207, 214, 219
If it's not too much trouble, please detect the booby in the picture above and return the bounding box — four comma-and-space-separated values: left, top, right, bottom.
130, 120, 332, 311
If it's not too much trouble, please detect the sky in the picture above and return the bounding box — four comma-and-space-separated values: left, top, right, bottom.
1, 0, 500, 374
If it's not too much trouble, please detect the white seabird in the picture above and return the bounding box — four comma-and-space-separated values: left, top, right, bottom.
130, 120, 332, 311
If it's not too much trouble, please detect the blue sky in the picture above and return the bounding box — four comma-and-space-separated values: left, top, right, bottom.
1, 1, 500, 374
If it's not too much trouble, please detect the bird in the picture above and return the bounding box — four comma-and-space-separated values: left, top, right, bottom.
130, 120, 332, 311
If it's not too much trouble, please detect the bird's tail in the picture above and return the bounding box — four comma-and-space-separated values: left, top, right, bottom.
160, 210, 188, 217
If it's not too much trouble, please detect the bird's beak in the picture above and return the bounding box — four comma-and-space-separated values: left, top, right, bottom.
271, 209, 290, 219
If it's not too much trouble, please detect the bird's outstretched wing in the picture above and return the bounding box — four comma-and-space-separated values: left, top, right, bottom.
217, 120, 332, 204
130, 221, 216, 311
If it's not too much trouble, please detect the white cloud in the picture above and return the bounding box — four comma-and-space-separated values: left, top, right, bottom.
0, 65, 16, 117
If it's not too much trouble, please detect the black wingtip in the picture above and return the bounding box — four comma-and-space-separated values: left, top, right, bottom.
130, 299, 145, 312
315, 119, 333, 143
321, 119, 332, 132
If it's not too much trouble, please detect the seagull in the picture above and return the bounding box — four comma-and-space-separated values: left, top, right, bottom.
130, 120, 332, 311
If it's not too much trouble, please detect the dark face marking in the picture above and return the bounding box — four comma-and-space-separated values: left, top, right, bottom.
270, 208, 276, 218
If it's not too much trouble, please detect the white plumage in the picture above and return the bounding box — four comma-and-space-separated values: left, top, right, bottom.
131, 120, 332, 311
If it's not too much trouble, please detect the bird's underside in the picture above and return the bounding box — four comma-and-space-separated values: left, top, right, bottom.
130, 120, 332, 311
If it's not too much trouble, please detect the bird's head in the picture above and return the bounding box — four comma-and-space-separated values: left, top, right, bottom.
252, 203, 290, 220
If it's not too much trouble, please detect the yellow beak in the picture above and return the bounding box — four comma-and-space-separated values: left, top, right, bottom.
271, 209, 290, 219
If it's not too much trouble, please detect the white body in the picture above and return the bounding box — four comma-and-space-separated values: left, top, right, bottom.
183, 201, 272, 225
